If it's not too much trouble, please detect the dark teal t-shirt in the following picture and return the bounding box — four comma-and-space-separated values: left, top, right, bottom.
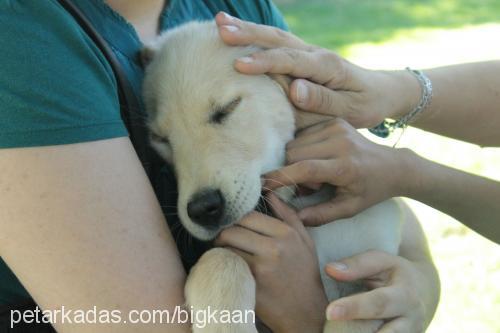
0, 0, 287, 306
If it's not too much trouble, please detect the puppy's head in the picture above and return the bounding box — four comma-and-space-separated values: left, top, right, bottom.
143, 21, 329, 240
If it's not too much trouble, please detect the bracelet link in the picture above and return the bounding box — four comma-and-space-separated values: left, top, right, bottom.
369, 67, 433, 138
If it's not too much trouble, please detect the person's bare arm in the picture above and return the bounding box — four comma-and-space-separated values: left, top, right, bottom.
394, 61, 500, 147
0, 138, 189, 333
401, 148, 500, 243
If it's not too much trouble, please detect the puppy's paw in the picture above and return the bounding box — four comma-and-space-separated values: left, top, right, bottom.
185, 248, 257, 333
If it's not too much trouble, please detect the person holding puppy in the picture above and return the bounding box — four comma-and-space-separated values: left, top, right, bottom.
0, 2, 441, 332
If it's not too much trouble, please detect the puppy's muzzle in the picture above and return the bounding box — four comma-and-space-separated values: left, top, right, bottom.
187, 189, 225, 228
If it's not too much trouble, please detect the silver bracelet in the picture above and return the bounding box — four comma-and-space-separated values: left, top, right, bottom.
369, 67, 433, 138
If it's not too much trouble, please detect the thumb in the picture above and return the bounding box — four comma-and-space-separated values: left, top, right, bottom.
267, 192, 301, 228
267, 193, 311, 242
290, 79, 349, 118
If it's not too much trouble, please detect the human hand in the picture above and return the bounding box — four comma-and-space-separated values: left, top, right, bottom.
215, 194, 327, 333
325, 250, 438, 333
264, 118, 412, 225
215, 12, 421, 128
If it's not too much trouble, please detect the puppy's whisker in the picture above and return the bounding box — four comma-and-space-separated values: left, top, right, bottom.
273, 170, 299, 191
261, 186, 291, 197
261, 177, 297, 196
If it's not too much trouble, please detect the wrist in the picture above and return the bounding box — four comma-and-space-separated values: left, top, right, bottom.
386, 70, 422, 121
391, 147, 425, 198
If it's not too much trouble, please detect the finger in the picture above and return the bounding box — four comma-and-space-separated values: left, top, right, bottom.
290, 79, 351, 118
235, 48, 337, 84
324, 250, 399, 281
296, 183, 322, 196
298, 197, 361, 225
263, 159, 342, 190
236, 211, 288, 237
266, 193, 303, 231
377, 317, 416, 333
301, 182, 323, 190
215, 12, 309, 50
224, 246, 254, 264
235, 49, 350, 91
326, 287, 408, 320
293, 118, 350, 142
267, 193, 312, 245
287, 140, 343, 164
286, 124, 332, 150
215, 225, 271, 256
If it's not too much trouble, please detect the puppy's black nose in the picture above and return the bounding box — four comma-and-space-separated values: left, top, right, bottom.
187, 189, 225, 227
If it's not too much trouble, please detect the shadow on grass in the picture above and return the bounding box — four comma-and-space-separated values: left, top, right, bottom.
274, 0, 500, 51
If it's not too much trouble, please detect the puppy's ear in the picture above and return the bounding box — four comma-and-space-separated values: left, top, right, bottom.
268, 74, 334, 131
140, 45, 157, 67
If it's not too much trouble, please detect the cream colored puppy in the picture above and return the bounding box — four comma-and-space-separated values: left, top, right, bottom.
143, 21, 402, 333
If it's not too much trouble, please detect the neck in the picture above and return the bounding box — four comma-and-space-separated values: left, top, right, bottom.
105, 0, 166, 43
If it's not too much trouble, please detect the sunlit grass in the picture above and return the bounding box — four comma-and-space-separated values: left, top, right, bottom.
278, 0, 500, 54
345, 23, 500, 69
274, 1, 500, 332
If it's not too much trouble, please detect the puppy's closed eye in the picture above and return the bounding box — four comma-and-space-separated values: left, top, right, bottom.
210, 97, 242, 124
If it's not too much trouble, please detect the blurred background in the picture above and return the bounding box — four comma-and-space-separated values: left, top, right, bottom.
272, 0, 500, 332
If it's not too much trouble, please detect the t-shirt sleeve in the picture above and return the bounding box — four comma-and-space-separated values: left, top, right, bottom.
0, 0, 128, 149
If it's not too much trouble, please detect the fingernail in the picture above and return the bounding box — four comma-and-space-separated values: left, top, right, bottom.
237, 56, 254, 64
223, 12, 235, 21
295, 80, 309, 104
328, 262, 348, 271
221, 24, 239, 32
327, 305, 346, 320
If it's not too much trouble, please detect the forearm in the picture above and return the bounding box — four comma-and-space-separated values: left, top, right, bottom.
392, 61, 500, 147
398, 149, 500, 243
0, 139, 190, 333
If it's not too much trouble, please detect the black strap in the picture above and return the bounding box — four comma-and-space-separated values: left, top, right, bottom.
56, 0, 154, 176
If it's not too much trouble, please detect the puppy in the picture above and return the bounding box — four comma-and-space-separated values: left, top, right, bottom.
143, 21, 402, 333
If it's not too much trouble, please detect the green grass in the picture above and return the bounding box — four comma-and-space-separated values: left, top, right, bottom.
272, 1, 500, 332
275, 0, 500, 53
